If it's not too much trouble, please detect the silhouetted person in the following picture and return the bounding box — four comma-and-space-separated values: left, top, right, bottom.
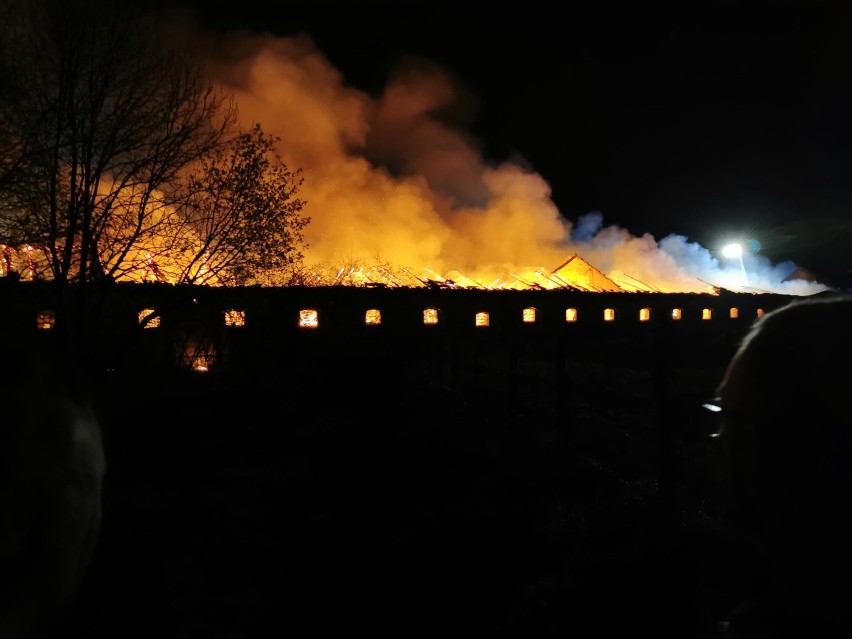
714, 293, 852, 636
0, 337, 105, 638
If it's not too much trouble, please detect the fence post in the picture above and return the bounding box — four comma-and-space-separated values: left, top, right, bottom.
652, 317, 677, 515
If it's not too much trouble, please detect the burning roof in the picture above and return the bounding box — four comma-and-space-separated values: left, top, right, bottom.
191, 30, 828, 297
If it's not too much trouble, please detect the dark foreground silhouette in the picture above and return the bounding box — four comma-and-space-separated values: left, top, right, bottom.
0, 338, 105, 638
714, 293, 852, 636
25, 294, 852, 637
48, 320, 756, 638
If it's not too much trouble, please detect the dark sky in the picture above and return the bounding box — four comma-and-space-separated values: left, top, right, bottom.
168, 0, 852, 286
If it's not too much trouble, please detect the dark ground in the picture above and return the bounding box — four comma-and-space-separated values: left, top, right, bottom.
56, 330, 769, 637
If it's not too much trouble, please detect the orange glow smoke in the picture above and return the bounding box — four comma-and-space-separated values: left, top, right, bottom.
193, 29, 826, 295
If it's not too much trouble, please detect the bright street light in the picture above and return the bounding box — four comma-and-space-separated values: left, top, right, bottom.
721, 242, 747, 284
722, 243, 743, 259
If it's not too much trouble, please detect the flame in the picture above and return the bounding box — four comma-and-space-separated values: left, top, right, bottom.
2, 19, 829, 297
182, 28, 827, 296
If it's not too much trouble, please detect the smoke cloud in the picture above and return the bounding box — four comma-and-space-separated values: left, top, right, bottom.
195, 27, 827, 295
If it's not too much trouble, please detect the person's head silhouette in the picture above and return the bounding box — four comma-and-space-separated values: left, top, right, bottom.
0, 336, 105, 638
714, 293, 852, 633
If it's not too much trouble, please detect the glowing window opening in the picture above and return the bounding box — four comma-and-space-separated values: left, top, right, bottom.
522, 307, 537, 323
423, 308, 439, 325
604, 308, 615, 322
729, 307, 739, 319
702, 308, 712, 320
639, 308, 651, 322
225, 309, 246, 327
565, 308, 578, 322
183, 340, 214, 372
756, 308, 764, 318
475, 311, 490, 327
365, 309, 382, 325
36, 310, 55, 330
299, 309, 319, 328
138, 308, 159, 328
672, 308, 682, 320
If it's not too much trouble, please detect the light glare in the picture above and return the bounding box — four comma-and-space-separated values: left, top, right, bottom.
722, 243, 742, 259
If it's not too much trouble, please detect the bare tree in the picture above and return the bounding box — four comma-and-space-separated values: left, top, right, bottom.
0, 2, 30, 203
109, 124, 310, 286
0, 0, 234, 292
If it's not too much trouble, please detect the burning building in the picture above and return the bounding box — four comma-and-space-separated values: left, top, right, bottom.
0, 23, 830, 299
189, 29, 825, 298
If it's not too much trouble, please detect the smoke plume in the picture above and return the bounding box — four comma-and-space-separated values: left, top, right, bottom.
196, 27, 827, 295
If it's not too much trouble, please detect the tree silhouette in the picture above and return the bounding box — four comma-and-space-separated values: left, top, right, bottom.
0, 0, 310, 341
0, 0, 231, 285
164, 124, 309, 286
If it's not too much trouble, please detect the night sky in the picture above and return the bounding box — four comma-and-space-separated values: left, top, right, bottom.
164, 0, 852, 288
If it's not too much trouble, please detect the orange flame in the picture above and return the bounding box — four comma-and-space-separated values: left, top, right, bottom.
183, 30, 828, 296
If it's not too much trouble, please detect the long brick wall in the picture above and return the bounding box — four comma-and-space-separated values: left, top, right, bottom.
0, 279, 797, 376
